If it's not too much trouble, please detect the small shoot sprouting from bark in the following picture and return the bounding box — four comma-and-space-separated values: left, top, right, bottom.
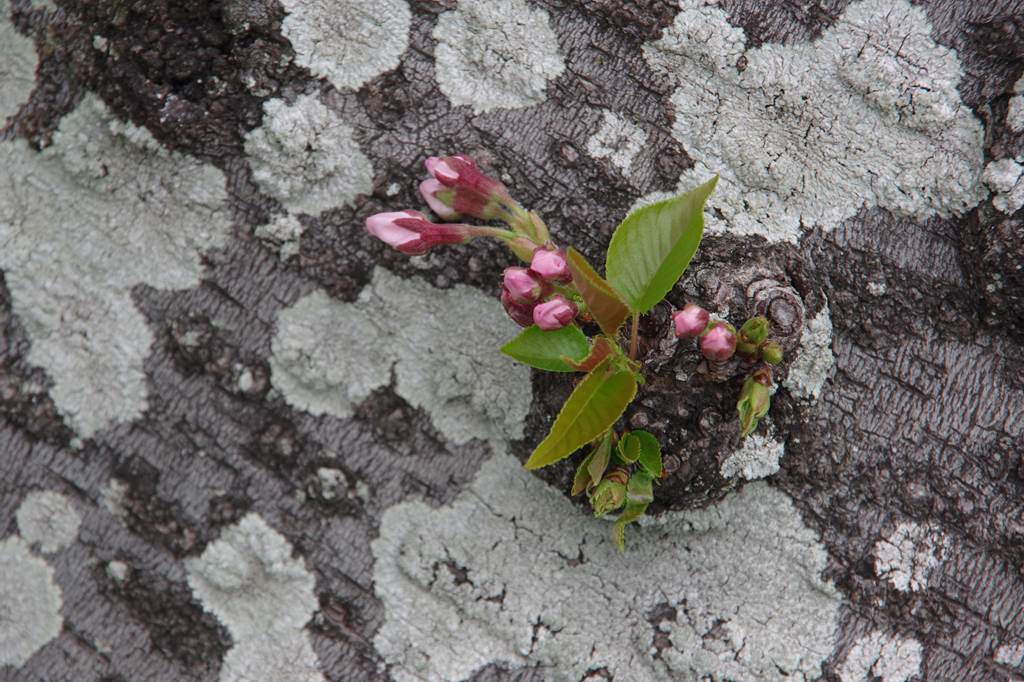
366, 154, 788, 551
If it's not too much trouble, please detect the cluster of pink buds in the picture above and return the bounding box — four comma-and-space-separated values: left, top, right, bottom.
672, 304, 737, 362
501, 248, 578, 330
672, 304, 784, 367
366, 153, 583, 332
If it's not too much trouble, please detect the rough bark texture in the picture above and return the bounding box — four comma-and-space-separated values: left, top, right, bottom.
1, 0, 1023, 680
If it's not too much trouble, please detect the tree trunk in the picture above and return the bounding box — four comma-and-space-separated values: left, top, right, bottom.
1, 0, 1022, 680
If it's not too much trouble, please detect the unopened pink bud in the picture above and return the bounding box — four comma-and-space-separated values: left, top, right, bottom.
365, 210, 476, 256
672, 304, 710, 338
419, 178, 460, 220
501, 286, 535, 327
533, 295, 578, 331
529, 248, 571, 283
700, 322, 737, 362
365, 210, 423, 252
503, 267, 543, 305
423, 154, 510, 221
424, 156, 461, 183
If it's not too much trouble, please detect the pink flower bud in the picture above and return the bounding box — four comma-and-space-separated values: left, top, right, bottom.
423, 154, 510, 220
365, 210, 477, 256
365, 210, 423, 252
501, 286, 536, 328
700, 322, 737, 362
672, 304, 710, 338
419, 178, 460, 220
533, 295, 578, 331
529, 248, 571, 283
424, 156, 462, 183
502, 267, 543, 305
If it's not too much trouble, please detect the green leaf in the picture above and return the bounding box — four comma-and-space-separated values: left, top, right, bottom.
626, 470, 654, 505
616, 432, 641, 463
613, 471, 655, 552
633, 431, 663, 478
563, 336, 615, 373
617, 431, 660, 472
565, 248, 631, 336
524, 358, 638, 470
571, 450, 594, 496
605, 177, 718, 313
571, 432, 614, 496
501, 324, 590, 372
586, 432, 614, 486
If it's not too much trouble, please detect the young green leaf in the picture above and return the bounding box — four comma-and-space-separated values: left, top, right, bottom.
563, 336, 615, 372
524, 358, 638, 470
571, 450, 595, 496
565, 248, 631, 336
625, 469, 654, 505
612, 471, 654, 551
616, 432, 641, 463
633, 430, 663, 477
586, 432, 614, 487
605, 176, 718, 313
500, 324, 590, 372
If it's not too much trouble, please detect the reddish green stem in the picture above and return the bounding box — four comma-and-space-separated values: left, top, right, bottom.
629, 313, 639, 361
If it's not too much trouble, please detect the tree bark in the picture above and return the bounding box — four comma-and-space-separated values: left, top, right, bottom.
1, 0, 1022, 680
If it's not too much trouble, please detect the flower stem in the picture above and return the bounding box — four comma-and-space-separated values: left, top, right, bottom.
629, 313, 639, 361
476, 226, 522, 241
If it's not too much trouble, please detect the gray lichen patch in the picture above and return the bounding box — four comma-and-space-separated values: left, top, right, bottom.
983, 158, 1024, 216
838, 631, 923, 682
0, 95, 232, 437
873, 521, 947, 593
280, 0, 410, 91
0, 536, 63, 667
255, 213, 305, 261
642, 0, 985, 243
185, 513, 318, 642
586, 111, 647, 181
16, 490, 81, 554
245, 93, 373, 216
1008, 75, 1024, 134
219, 630, 324, 682
270, 267, 531, 444
785, 305, 835, 402
433, 0, 565, 114
372, 451, 842, 681
0, 0, 37, 125
720, 433, 785, 480
186, 513, 325, 681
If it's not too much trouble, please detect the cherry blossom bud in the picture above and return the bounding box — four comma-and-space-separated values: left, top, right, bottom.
672, 304, 710, 338
529, 248, 571, 283
419, 178, 460, 220
424, 156, 461, 183
700, 322, 737, 362
760, 341, 783, 365
737, 367, 772, 438
501, 286, 535, 328
423, 154, 510, 221
589, 469, 629, 516
533, 295, 578, 331
365, 210, 478, 256
502, 267, 543, 305
739, 316, 770, 345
